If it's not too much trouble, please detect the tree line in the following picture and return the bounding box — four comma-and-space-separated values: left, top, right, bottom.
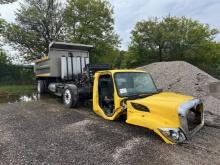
0, 49, 34, 84
118, 16, 220, 79
0, 0, 220, 81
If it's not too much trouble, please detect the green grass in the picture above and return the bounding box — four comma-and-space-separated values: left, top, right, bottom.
0, 85, 36, 95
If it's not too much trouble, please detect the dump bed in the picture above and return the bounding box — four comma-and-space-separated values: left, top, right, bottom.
35, 42, 93, 79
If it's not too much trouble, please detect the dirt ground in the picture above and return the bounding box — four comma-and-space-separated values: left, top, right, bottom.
0, 97, 219, 165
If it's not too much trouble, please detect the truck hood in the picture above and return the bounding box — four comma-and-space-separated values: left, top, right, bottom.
128, 92, 194, 114
131, 92, 193, 105
126, 92, 202, 144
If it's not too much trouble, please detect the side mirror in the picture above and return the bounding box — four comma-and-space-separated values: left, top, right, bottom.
157, 88, 163, 93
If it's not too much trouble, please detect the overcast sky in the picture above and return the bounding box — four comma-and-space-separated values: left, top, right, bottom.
0, 0, 220, 51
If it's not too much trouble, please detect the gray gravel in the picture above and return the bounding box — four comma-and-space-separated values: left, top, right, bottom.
138, 61, 218, 98
0, 99, 220, 165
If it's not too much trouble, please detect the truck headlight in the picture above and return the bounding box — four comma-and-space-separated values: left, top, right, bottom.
159, 128, 186, 143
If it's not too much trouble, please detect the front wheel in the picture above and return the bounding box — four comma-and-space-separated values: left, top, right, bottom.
63, 87, 79, 108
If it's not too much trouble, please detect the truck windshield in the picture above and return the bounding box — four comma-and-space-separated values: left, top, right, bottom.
114, 72, 158, 97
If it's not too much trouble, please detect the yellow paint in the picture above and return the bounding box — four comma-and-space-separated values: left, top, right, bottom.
93, 69, 194, 144
35, 56, 49, 63
126, 92, 193, 144
36, 73, 50, 77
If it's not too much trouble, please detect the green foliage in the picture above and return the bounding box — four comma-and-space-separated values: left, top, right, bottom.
0, 85, 34, 95
192, 42, 220, 79
2, 0, 119, 63
0, 18, 6, 47
1, 0, 120, 85
0, 64, 34, 85
127, 16, 219, 66
0, 49, 10, 65
3, 0, 65, 60
125, 16, 220, 79
0, 18, 4, 33
112, 50, 127, 68
64, 0, 120, 64
0, 50, 34, 85
0, 0, 16, 44
0, 0, 16, 4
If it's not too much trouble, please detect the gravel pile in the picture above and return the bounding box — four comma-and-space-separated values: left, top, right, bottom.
138, 61, 220, 118
138, 61, 218, 97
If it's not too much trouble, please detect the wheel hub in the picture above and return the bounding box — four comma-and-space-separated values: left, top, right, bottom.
64, 89, 71, 105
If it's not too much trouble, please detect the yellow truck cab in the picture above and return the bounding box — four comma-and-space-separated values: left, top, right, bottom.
92, 70, 204, 144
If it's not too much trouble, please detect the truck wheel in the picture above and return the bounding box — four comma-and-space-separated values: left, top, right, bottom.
63, 87, 79, 108
37, 80, 45, 94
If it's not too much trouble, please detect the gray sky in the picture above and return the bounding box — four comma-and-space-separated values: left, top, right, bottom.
108, 0, 220, 49
0, 0, 220, 51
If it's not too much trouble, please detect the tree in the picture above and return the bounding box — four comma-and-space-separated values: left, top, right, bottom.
0, 49, 34, 85
0, 0, 16, 4
0, 18, 5, 38
0, 0, 15, 62
64, 0, 120, 64
127, 16, 219, 67
3, 0, 65, 60
0, 49, 10, 65
112, 50, 126, 68
0, 11, 7, 46
3, 0, 120, 63
0, 0, 17, 35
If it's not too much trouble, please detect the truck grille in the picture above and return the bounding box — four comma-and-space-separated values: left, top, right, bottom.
187, 103, 203, 131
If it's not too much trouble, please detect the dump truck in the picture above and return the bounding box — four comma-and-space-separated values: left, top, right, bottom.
35, 42, 204, 144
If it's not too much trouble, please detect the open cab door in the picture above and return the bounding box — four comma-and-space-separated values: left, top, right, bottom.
93, 71, 125, 120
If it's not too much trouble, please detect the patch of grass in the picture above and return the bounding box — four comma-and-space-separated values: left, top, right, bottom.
0, 85, 36, 95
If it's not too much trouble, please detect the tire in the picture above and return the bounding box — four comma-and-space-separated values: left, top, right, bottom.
63, 86, 79, 108
37, 80, 46, 94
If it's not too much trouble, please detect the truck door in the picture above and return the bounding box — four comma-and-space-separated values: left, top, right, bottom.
98, 74, 115, 116
93, 73, 116, 118
121, 73, 152, 127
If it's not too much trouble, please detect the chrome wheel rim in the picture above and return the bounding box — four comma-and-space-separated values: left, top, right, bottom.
64, 89, 71, 105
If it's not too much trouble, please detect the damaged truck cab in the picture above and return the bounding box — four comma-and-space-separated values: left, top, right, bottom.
93, 70, 204, 144
35, 42, 204, 144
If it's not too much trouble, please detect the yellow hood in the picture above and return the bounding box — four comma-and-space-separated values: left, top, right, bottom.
130, 92, 193, 107
128, 92, 194, 121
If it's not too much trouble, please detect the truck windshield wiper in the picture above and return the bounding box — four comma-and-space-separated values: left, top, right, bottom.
125, 93, 155, 100
126, 94, 139, 99
138, 91, 161, 98
138, 93, 155, 98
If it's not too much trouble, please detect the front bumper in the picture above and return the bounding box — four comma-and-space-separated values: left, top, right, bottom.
156, 99, 204, 144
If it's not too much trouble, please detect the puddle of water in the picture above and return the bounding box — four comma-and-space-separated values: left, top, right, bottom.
0, 93, 39, 104
0, 92, 55, 104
